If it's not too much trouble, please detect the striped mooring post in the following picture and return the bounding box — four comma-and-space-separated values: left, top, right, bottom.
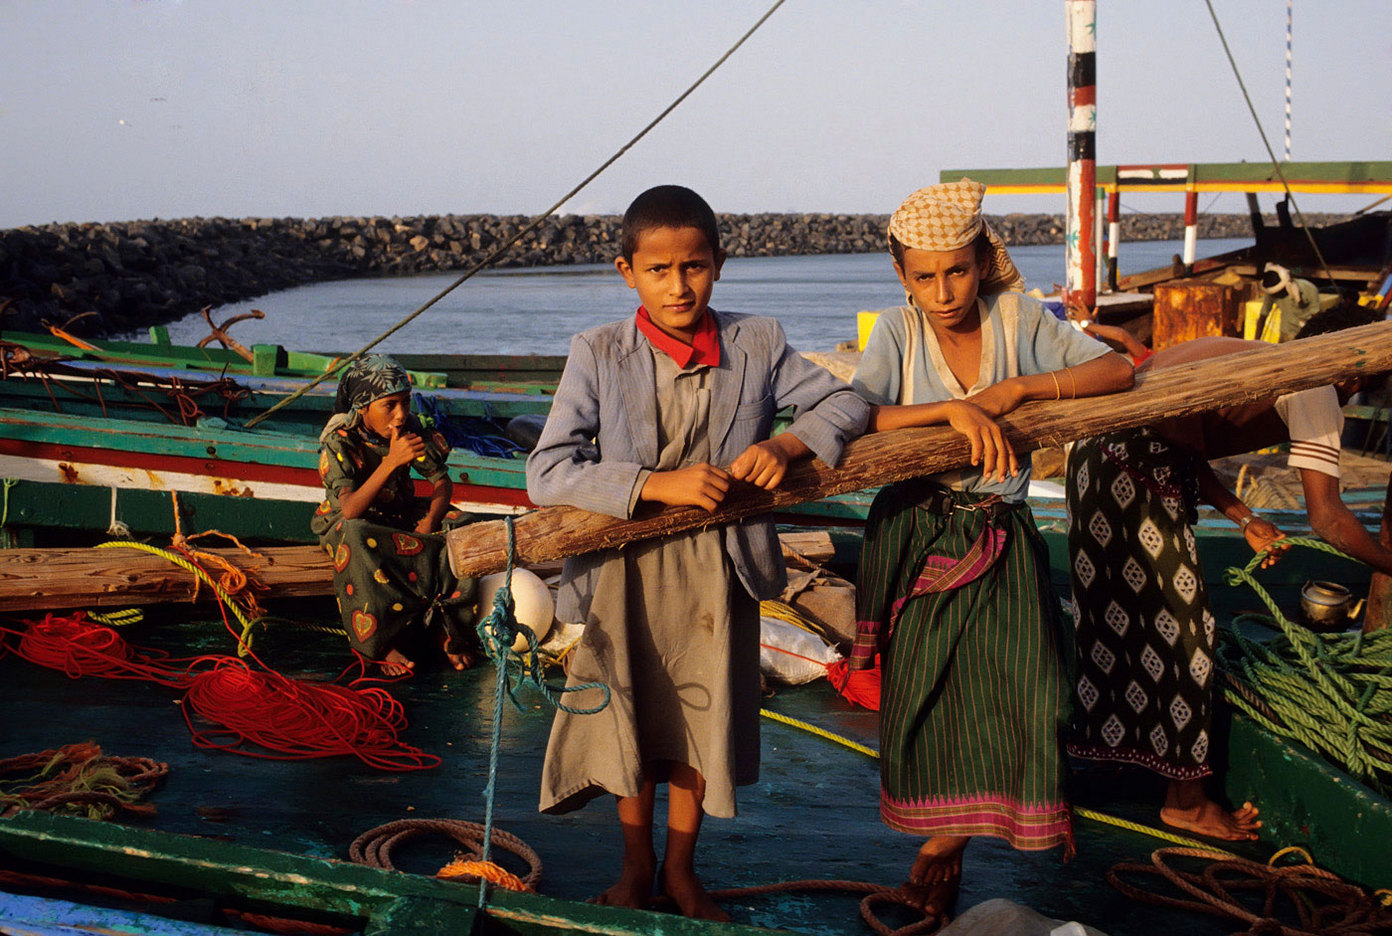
1066, 0, 1097, 310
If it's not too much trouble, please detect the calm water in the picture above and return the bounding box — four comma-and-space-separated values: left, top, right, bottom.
139, 239, 1248, 356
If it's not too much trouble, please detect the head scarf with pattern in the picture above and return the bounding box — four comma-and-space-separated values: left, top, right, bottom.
332, 354, 412, 417
887, 178, 1025, 295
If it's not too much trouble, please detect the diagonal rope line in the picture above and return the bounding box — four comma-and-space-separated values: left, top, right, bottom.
246, 0, 788, 429
1201, 0, 1335, 284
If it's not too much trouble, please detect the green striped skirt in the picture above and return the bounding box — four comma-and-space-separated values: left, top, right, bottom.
855, 479, 1073, 852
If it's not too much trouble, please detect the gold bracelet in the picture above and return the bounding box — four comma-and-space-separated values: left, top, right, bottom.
1049, 371, 1062, 400
1065, 367, 1077, 399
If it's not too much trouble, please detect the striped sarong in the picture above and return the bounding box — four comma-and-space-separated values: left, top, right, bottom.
854, 479, 1073, 852
1066, 428, 1216, 780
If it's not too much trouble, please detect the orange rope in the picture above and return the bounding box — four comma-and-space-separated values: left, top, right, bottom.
437, 859, 532, 892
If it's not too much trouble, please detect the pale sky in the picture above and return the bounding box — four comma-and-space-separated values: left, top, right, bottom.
4, 0, 1389, 229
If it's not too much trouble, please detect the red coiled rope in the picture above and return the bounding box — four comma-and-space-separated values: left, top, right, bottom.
0, 612, 195, 688
0, 610, 439, 772
180, 656, 439, 770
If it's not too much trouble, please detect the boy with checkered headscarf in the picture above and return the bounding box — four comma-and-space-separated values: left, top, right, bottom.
849, 179, 1133, 915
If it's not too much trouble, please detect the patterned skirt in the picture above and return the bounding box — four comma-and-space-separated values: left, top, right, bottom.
854, 479, 1073, 852
317, 509, 477, 661
1066, 428, 1216, 780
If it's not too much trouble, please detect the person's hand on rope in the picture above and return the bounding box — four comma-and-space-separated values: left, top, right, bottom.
1244, 516, 1289, 569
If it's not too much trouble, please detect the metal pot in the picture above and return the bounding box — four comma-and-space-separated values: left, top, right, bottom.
1300, 580, 1353, 631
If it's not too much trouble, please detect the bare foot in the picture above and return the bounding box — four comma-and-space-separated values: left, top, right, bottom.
594, 859, 655, 910
377, 648, 416, 677
1161, 798, 1261, 841
659, 865, 729, 922
903, 835, 969, 916
1161, 779, 1261, 841
444, 648, 475, 670
439, 632, 476, 671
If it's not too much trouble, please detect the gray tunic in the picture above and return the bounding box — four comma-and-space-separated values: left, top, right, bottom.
539, 348, 760, 818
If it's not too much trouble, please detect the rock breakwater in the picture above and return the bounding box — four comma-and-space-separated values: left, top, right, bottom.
0, 211, 1345, 336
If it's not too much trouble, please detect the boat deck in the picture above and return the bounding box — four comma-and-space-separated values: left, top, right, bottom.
0, 597, 1320, 936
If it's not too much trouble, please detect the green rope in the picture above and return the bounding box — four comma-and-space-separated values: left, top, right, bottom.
0, 478, 19, 549
474, 518, 610, 716
1218, 536, 1392, 794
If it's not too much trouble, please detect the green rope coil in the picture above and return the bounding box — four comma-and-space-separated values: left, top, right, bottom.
1219, 536, 1392, 794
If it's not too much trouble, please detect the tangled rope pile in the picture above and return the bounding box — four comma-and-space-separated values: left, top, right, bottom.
1218, 537, 1392, 793
0, 742, 168, 820
0, 612, 439, 771
1108, 846, 1392, 935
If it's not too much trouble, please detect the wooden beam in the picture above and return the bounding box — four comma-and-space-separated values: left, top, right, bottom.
0, 545, 333, 612
2, 323, 1389, 610
0, 533, 839, 613
444, 322, 1392, 576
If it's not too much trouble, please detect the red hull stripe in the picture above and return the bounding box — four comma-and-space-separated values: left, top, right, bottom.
0, 437, 535, 509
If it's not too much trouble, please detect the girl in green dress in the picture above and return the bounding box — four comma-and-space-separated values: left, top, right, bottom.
312, 354, 477, 676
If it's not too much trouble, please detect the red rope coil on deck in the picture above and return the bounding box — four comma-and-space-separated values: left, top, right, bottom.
0, 612, 438, 772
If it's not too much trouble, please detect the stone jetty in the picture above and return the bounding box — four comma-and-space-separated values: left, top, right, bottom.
0, 211, 1346, 336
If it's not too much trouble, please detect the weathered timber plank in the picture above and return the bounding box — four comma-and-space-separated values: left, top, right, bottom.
0, 534, 835, 612
445, 321, 1392, 577
0, 546, 332, 612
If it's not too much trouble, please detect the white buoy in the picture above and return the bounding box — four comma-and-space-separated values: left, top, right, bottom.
476, 569, 554, 653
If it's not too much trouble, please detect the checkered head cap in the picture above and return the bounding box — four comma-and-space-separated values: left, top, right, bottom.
888, 178, 1025, 293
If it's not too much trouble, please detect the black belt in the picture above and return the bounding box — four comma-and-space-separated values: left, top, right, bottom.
897, 478, 1016, 520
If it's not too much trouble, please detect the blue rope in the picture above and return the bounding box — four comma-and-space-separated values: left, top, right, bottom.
474, 516, 609, 909
413, 392, 522, 459
474, 525, 611, 718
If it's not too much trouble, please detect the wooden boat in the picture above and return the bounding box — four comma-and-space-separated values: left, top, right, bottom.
1, 527, 1388, 936
0, 330, 872, 546
941, 160, 1392, 350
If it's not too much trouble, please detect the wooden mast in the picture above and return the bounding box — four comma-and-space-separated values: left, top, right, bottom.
1066, 0, 1098, 310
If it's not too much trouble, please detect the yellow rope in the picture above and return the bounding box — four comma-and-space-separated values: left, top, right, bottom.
87, 608, 144, 628
760, 708, 1241, 857
1072, 806, 1237, 858
759, 709, 880, 761
759, 598, 843, 646
95, 540, 259, 655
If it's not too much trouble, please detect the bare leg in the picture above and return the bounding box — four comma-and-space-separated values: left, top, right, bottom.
659, 764, 729, 922
903, 835, 969, 916
1160, 778, 1261, 841
595, 780, 657, 909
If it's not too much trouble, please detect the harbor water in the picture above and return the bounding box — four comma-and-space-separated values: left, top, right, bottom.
141, 238, 1248, 356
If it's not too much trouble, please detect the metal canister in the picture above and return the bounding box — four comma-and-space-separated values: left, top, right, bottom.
1300, 580, 1353, 631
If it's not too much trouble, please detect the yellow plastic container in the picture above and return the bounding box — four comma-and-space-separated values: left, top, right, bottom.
1242, 293, 1341, 342
857, 311, 881, 351
1242, 299, 1279, 342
